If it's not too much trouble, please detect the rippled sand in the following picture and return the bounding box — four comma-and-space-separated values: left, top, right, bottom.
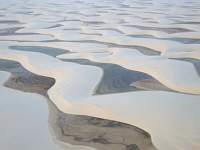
0, 0, 200, 150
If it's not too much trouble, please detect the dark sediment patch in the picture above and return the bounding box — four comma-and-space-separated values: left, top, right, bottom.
126, 144, 140, 150
15, 11, 34, 15
110, 8, 126, 12
0, 20, 23, 24
125, 6, 147, 9
56, 40, 161, 55
126, 46, 160, 55
0, 8, 7, 11
45, 24, 63, 29
131, 79, 173, 91
96, 28, 125, 34
166, 38, 200, 44
60, 58, 171, 94
128, 34, 156, 39
97, 10, 108, 13
125, 25, 193, 34
0, 59, 55, 95
145, 21, 159, 24
48, 92, 157, 150
0, 27, 24, 36
0, 27, 42, 36
62, 19, 105, 26
92, 5, 110, 9
47, 2, 68, 6
80, 32, 103, 36
83, 21, 105, 25
64, 11, 100, 17
38, 39, 160, 56
49, 109, 155, 150
0, 39, 52, 43
173, 21, 200, 25
119, 4, 132, 8
63, 19, 81, 22
81, 14, 101, 17
0, 58, 156, 150
63, 28, 81, 31
128, 34, 200, 44
9, 45, 69, 57
0, 26, 56, 41
144, 11, 167, 15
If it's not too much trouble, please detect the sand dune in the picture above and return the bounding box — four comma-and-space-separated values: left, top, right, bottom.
0, 0, 200, 150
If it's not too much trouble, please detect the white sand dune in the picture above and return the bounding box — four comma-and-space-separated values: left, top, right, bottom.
0, 0, 200, 149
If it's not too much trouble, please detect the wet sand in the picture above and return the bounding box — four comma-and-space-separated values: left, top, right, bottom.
9, 45, 69, 57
